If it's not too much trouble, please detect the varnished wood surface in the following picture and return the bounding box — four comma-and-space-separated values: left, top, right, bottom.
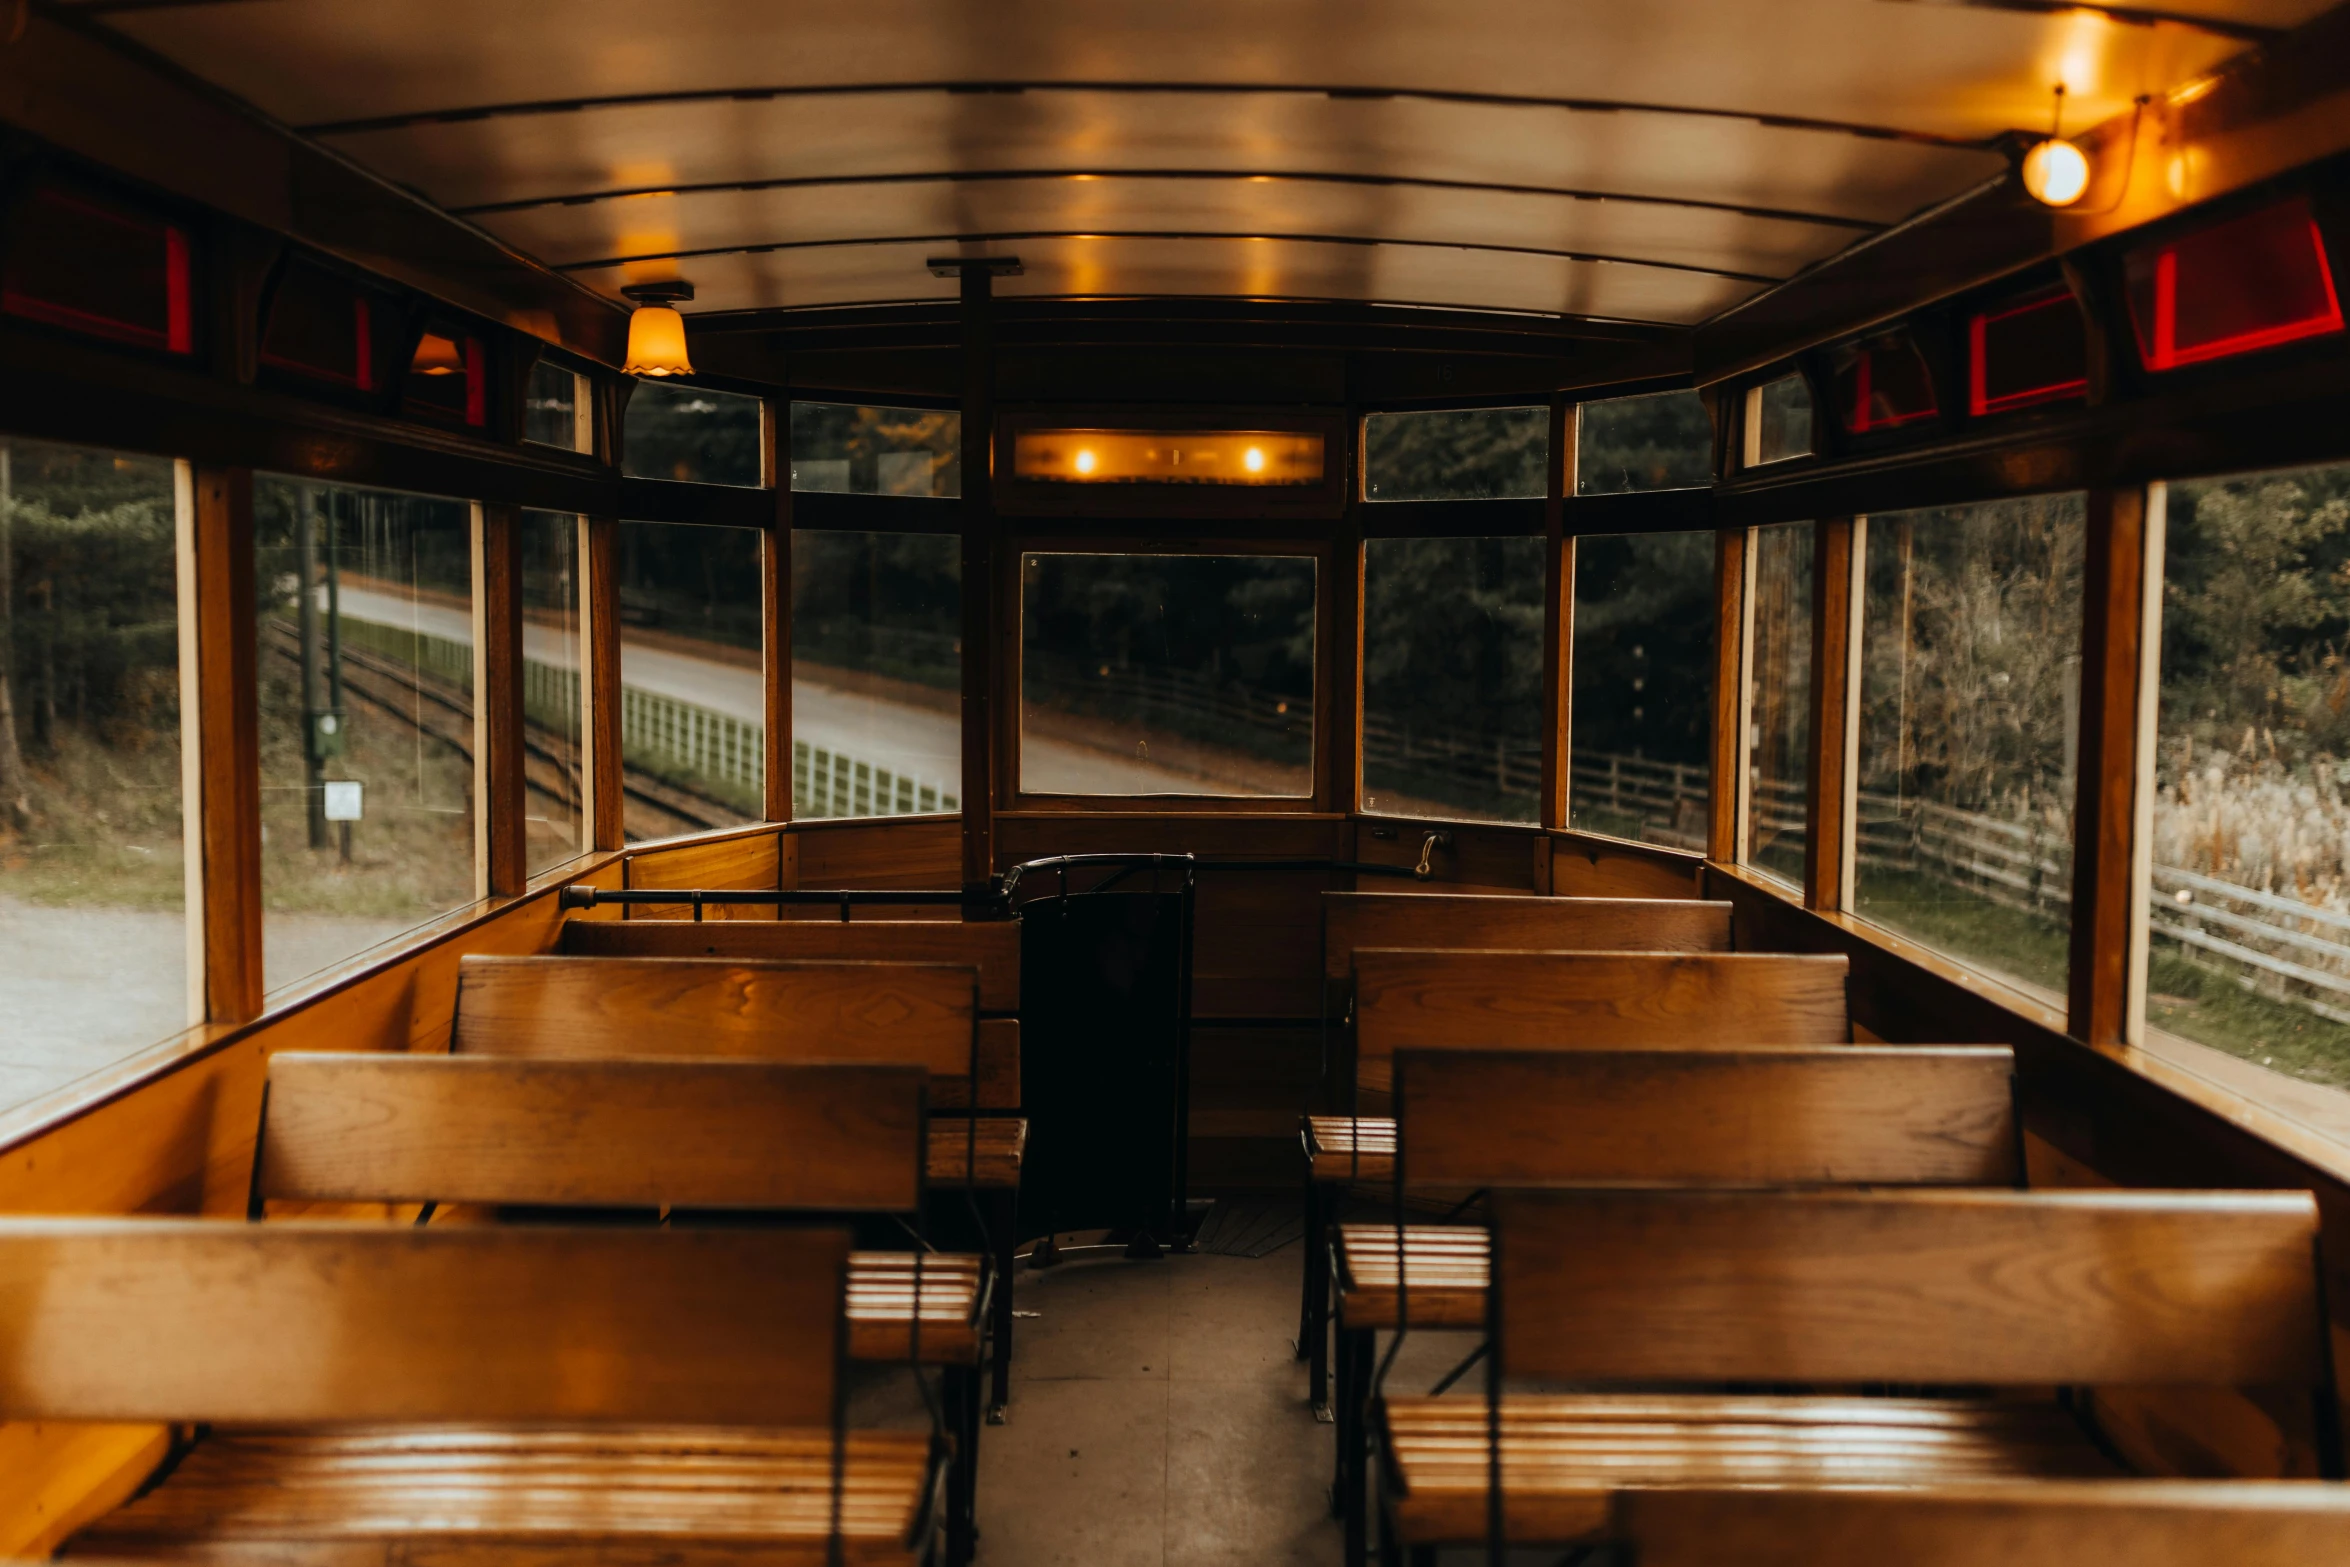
452, 955, 979, 1081
924, 1118, 1027, 1190
1803, 515, 1857, 912
564, 917, 1022, 1011
1321, 894, 1730, 981
623, 834, 785, 922
1494, 1188, 2325, 1388
257, 1054, 927, 1213
2069, 487, 2155, 1047
1706, 527, 1746, 863
0, 1220, 849, 1426
1397, 1045, 2018, 1187
1304, 1115, 1395, 1181
189, 464, 263, 1026
474, 504, 527, 900
76, 1426, 934, 1565
1385, 1395, 2121, 1545
846, 1252, 985, 1364
1353, 951, 1850, 1084
1334, 1225, 1487, 1329
1613, 1482, 2350, 1567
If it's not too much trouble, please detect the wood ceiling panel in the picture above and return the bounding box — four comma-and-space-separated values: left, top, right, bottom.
596, 234, 1764, 323
485, 176, 1855, 287
322, 90, 2000, 228
97, 0, 2286, 141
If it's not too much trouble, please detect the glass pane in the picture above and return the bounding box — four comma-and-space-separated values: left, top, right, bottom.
1021, 553, 1315, 797
790, 403, 960, 497
2152, 460, 2350, 1098
1854, 496, 2085, 1002
792, 531, 961, 820
1569, 531, 1715, 844
616, 520, 764, 839
255, 479, 475, 996
1363, 407, 1547, 501
1750, 374, 1814, 466
1575, 391, 1712, 495
524, 361, 589, 452
623, 381, 763, 487
0, 437, 186, 1106
521, 511, 585, 874
1360, 537, 1543, 822
1745, 521, 1812, 885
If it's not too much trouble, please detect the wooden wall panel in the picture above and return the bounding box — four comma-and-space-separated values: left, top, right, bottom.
1549, 832, 1708, 900
794, 816, 962, 890
1354, 818, 1541, 892
622, 828, 784, 919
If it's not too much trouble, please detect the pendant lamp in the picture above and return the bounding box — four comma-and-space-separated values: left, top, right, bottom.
621, 280, 696, 377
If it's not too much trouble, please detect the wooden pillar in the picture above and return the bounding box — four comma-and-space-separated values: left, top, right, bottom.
179, 462, 262, 1025
472, 502, 527, 897
1705, 527, 1749, 864
1539, 396, 1575, 833
2069, 485, 2160, 1046
581, 514, 624, 851
762, 396, 794, 825
1323, 416, 1365, 816
956, 264, 1000, 890
1802, 517, 1861, 912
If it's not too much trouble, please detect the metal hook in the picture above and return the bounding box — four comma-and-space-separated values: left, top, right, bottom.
1414, 830, 1452, 881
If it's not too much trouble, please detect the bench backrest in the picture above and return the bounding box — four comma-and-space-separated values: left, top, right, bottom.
1612, 1483, 2350, 1567
1354, 951, 1849, 1078
1495, 1188, 2324, 1390
1396, 1044, 2018, 1187
564, 917, 1022, 1012
453, 954, 977, 1083
1323, 893, 1730, 983
257, 1053, 927, 1213
0, 1218, 848, 1425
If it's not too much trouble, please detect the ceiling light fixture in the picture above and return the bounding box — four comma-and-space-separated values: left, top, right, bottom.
2021, 84, 2090, 208
620, 279, 695, 377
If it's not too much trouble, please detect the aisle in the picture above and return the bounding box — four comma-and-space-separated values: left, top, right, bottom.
974, 1246, 1339, 1566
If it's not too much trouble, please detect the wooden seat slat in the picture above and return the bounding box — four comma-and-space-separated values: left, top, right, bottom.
925, 1118, 1028, 1189
1612, 1481, 2350, 1567
1386, 1395, 2122, 1545
564, 916, 1022, 1013
1334, 1224, 1487, 1328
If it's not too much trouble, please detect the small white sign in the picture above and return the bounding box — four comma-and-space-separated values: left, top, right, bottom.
323, 780, 364, 822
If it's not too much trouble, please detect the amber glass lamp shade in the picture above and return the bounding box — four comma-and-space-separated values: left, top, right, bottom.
623, 304, 694, 377
410, 331, 466, 376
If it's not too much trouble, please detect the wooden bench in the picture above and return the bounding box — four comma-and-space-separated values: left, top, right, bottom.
1610, 1482, 2350, 1567
1300, 945, 1848, 1413
0, 1218, 938, 1565
250, 1049, 988, 1564
1323, 1042, 2019, 1565
451, 952, 1028, 1420
1379, 1187, 2332, 1555
563, 917, 1024, 1110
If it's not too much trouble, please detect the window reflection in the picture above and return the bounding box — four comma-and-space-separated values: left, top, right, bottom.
1571, 531, 1714, 844
623, 382, 763, 487
1575, 391, 1712, 495
790, 403, 960, 497
1362, 536, 1543, 822
1363, 407, 1547, 502
520, 511, 586, 873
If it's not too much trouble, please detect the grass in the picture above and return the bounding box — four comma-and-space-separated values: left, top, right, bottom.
0, 719, 186, 911
2146, 952, 2350, 1090
1851, 865, 2071, 995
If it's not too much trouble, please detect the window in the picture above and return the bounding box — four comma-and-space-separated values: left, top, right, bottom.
402, 328, 486, 428
525, 360, 593, 453
1021, 553, 1315, 797
1363, 407, 1547, 501
790, 403, 959, 497
2124, 196, 2343, 372
1970, 284, 2088, 417
792, 531, 960, 819
1575, 391, 1711, 495
521, 511, 586, 873
260, 260, 391, 393
1832, 334, 1939, 436
1744, 521, 1812, 884
625, 382, 763, 487
0, 182, 192, 355
1570, 531, 1715, 844
0, 437, 186, 1106
2150, 460, 2350, 1099
1854, 496, 2085, 1001
1744, 375, 1814, 467
254, 478, 475, 996
1360, 537, 1543, 822
616, 520, 764, 838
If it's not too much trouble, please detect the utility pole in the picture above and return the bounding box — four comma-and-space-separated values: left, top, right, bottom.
298, 485, 327, 848
0, 441, 24, 832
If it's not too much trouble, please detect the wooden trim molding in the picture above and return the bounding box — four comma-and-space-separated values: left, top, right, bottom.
1802, 517, 1859, 912
959, 266, 998, 888
472, 503, 527, 898
1707, 527, 1749, 864
184, 464, 262, 1025
1321, 477, 1364, 816
2069, 485, 2158, 1046
1540, 396, 1574, 832
582, 514, 624, 852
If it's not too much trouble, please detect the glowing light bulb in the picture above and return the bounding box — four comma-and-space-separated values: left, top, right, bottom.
1075, 449, 1097, 475
2021, 138, 2089, 207
621, 305, 694, 376
1244, 446, 1266, 473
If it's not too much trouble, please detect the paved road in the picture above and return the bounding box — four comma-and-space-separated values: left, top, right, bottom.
327, 584, 1236, 796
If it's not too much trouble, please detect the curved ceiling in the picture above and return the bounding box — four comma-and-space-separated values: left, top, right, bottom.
62, 0, 2334, 326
